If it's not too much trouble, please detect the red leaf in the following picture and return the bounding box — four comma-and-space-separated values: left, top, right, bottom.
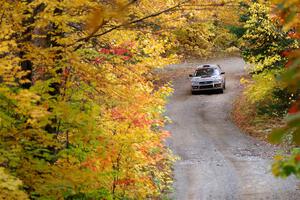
123, 56, 131, 61
289, 103, 299, 114
99, 48, 110, 54
285, 60, 293, 68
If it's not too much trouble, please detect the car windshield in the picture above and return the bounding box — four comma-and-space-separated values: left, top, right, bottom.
195, 68, 219, 77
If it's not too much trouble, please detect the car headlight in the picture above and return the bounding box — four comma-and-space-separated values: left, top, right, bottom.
213, 79, 222, 83
214, 80, 222, 84
212, 75, 221, 79
191, 81, 198, 86
212, 75, 222, 82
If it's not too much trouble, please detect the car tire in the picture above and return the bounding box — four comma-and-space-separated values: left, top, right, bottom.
219, 89, 224, 94
223, 82, 226, 90
191, 91, 197, 95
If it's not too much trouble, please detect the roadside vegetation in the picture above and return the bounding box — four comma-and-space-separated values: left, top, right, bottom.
1, 0, 299, 199
231, 1, 300, 178
0, 0, 240, 199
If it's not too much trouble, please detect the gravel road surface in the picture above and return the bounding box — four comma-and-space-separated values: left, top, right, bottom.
165, 57, 300, 200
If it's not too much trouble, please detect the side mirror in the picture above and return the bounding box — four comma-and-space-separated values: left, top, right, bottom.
189, 74, 194, 77
220, 72, 225, 75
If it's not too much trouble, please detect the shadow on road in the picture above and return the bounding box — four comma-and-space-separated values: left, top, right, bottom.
192, 90, 224, 95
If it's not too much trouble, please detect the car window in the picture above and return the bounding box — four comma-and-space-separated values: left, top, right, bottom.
195, 68, 219, 77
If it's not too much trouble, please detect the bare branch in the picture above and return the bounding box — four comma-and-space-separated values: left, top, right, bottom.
73, 0, 237, 50
93, 1, 186, 38
73, 0, 188, 50
77, 0, 139, 44
181, 1, 238, 7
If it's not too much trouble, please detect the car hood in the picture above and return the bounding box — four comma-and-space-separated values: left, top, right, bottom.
191, 77, 215, 82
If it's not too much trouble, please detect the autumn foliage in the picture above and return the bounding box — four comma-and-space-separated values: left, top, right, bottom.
0, 0, 245, 198
232, 0, 300, 179
0, 1, 178, 199
267, 0, 300, 179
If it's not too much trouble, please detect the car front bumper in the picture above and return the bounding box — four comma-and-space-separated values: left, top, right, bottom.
191, 83, 223, 91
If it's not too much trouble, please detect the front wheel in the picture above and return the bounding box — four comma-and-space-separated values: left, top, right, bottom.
219, 89, 224, 94
191, 91, 197, 95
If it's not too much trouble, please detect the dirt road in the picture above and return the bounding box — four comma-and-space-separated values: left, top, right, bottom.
165, 57, 300, 200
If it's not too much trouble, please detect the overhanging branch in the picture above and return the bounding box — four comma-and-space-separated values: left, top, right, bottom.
73, 0, 188, 50
78, 0, 139, 43
73, 0, 237, 50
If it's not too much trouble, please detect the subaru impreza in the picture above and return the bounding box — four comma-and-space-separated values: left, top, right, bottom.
189, 64, 226, 94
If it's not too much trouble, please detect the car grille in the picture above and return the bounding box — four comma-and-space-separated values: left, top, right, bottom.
199, 85, 213, 89
192, 83, 222, 90
199, 81, 213, 85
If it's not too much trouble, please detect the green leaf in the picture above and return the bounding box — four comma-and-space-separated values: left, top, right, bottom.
268, 128, 287, 144
283, 165, 296, 176
293, 130, 300, 145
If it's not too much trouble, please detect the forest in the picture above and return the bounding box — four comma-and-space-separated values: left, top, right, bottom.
0, 0, 299, 199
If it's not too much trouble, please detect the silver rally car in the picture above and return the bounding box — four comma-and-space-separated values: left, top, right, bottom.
189, 64, 226, 94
